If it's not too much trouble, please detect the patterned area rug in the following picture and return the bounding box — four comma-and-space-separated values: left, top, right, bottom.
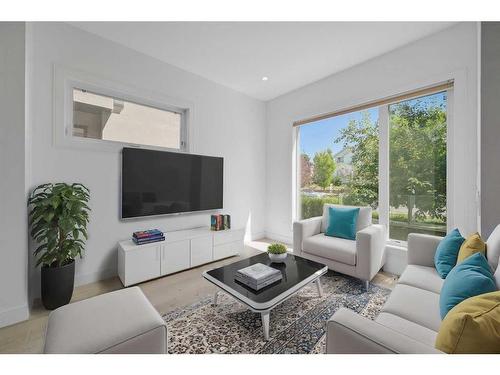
163, 271, 391, 354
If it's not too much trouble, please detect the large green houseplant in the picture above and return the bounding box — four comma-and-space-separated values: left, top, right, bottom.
28, 183, 90, 309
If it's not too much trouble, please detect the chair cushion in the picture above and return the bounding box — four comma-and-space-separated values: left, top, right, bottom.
486, 224, 500, 270
321, 204, 371, 233
434, 228, 465, 279
376, 312, 437, 347
457, 232, 486, 264
382, 284, 442, 331
440, 252, 497, 319
302, 233, 356, 265
398, 265, 444, 294
325, 206, 359, 240
44, 287, 167, 354
435, 291, 500, 353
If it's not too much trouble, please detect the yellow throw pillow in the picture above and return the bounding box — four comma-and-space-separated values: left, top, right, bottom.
457, 232, 486, 263
435, 291, 500, 354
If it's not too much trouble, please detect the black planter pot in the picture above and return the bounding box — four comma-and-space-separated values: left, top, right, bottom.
41, 260, 75, 310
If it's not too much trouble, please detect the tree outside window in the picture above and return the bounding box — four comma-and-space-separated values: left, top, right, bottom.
297, 91, 447, 241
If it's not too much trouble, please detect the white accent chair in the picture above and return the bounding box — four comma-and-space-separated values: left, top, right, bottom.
326, 225, 500, 354
293, 204, 386, 289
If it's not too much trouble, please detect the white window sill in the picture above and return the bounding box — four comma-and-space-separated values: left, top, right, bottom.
386, 240, 407, 252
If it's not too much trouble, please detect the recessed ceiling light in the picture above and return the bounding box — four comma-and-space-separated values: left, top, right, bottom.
262, 76, 269, 81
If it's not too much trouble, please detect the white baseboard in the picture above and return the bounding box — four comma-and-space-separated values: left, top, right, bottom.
0, 304, 29, 328
247, 231, 266, 241
74, 267, 117, 287
264, 231, 293, 245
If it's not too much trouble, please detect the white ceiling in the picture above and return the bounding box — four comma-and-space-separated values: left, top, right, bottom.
71, 22, 455, 101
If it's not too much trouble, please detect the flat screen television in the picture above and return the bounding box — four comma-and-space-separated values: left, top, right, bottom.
121, 147, 223, 219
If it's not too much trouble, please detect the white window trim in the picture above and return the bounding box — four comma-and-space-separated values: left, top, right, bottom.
293, 84, 454, 247
292, 127, 301, 222
53, 64, 194, 154
378, 104, 390, 243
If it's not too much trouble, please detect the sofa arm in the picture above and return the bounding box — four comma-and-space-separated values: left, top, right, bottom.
293, 216, 322, 255
407, 233, 442, 267
326, 308, 442, 354
356, 224, 386, 282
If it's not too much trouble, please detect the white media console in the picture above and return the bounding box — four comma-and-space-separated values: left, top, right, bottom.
117, 227, 245, 286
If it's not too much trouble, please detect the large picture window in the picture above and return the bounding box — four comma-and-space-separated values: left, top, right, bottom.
295, 85, 450, 243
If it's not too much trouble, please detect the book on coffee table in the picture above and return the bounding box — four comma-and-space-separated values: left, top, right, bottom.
235, 263, 282, 290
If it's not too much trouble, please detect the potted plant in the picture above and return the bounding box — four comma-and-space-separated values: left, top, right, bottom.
28, 183, 90, 310
267, 243, 288, 263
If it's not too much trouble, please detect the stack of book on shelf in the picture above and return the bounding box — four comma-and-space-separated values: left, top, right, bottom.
211, 214, 231, 231
132, 229, 165, 245
235, 263, 282, 291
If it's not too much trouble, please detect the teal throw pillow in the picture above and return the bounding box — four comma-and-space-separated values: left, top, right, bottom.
439, 252, 496, 319
434, 228, 465, 278
325, 206, 360, 240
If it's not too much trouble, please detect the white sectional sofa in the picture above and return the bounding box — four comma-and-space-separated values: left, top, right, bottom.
293, 204, 386, 289
326, 226, 500, 354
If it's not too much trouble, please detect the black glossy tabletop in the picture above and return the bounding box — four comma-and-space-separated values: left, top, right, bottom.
204, 253, 327, 305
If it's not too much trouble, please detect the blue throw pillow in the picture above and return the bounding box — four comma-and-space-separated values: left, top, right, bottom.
325, 206, 360, 240
434, 228, 465, 278
439, 252, 496, 319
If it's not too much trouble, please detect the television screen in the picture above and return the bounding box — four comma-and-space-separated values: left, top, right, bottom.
121, 148, 223, 218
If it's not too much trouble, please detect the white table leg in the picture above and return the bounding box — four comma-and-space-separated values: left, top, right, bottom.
315, 277, 323, 297
261, 311, 270, 340
213, 290, 219, 306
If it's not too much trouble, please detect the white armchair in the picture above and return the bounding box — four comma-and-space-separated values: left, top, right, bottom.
293, 204, 386, 288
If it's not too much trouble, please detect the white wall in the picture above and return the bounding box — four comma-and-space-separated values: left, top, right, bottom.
265, 23, 480, 247
0, 23, 29, 326
27, 22, 267, 301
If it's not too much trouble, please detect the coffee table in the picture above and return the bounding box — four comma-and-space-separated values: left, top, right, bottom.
202, 252, 328, 340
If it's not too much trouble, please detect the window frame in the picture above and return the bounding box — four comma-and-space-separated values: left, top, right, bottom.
293, 84, 453, 247
53, 65, 193, 154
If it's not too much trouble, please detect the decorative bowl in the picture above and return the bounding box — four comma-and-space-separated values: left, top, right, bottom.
268, 252, 287, 263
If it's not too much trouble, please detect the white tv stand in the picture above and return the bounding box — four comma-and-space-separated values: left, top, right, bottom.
117, 227, 244, 286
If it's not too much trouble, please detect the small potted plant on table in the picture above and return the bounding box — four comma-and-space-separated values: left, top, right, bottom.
267, 243, 288, 263
28, 183, 90, 310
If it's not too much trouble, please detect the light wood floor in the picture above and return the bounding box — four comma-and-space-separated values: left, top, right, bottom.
0, 239, 397, 354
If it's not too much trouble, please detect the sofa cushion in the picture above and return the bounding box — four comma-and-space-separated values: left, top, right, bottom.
457, 232, 486, 264
325, 206, 360, 240
398, 265, 444, 294
302, 234, 356, 265
434, 228, 465, 279
439, 252, 497, 319
376, 312, 437, 347
435, 291, 500, 354
382, 284, 442, 331
486, 223, 500, 270
321, 204, 371, 234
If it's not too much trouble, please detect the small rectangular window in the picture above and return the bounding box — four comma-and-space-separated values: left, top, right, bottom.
72, 89, 185, 150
